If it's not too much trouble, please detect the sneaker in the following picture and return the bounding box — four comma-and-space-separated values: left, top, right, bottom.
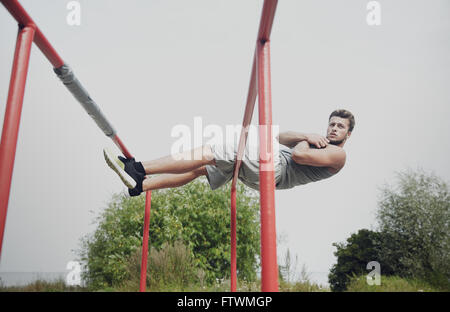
103, 147, 138, 189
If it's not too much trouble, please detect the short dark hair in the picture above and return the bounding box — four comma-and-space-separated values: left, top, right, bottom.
329, 109, 355, 132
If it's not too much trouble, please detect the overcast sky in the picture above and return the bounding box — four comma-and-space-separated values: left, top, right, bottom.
1, 0, 449, 287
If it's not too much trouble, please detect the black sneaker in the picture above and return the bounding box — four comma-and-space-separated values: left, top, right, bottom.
103, 148, 145, 195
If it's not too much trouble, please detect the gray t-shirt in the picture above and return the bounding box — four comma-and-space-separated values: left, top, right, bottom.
276, 146, 337, 190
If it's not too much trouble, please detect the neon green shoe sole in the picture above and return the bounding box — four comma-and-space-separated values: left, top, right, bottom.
103, 147, 137, 189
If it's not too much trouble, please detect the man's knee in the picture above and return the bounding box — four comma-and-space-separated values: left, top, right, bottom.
203, 145, 216, 165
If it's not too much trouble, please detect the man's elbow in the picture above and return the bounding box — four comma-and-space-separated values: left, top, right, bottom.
291, 150, 306, 164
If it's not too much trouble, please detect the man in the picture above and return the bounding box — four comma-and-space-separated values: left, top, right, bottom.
103, 109, 355, 196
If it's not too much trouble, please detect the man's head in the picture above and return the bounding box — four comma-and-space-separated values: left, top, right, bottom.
326, 109, 355, 146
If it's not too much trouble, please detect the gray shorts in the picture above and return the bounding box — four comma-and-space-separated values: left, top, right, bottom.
205, 141, 282, 191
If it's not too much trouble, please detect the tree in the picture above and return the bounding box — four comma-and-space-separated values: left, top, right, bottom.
78, 178, 261, 289
328, 229, 393, 292
376, 168, 450, 285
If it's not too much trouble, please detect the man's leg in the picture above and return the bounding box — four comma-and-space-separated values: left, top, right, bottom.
142, 165, 208, 191
141, 145, 215, 174
104, 144, 216, 195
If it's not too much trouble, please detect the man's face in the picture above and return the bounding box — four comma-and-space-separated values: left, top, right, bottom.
326, 116, 351, 145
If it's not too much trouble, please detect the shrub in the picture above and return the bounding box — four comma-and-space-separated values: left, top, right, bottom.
78, 178, 260, 289
376, 168, 450, 288
328, 229, 394, 292
329, 169, 450, 292
120, 240, 205, 291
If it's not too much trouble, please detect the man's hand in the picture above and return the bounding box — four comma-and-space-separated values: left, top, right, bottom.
306, 134, 329, 149
277, 131, 329, 149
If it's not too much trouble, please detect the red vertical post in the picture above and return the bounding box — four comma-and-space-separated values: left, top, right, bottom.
139, 191, 152, 292
256, 39, 278, 292
230, 188, 237, 291
229, 54, 258, 293
0, 24, 36, 258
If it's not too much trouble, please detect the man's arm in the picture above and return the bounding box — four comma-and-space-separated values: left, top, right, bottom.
277, 131, 329, 149
291, 141, 346, 170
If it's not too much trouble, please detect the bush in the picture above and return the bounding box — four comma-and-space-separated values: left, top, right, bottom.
120, 240, 205, 291
78, 178, 261, 289
376, 168, 450, 288
328, 229, 394, 292
329, 169, 450, 292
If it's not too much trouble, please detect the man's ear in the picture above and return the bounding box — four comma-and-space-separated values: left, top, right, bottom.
346, 131, 352, 138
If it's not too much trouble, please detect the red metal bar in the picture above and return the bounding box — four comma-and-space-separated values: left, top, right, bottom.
0, 25, 36, 257
139, 191, 152, 292
1, 0, 64, 68
229, 188, 237, 291
257, 40, 278, 292
229, 53, 257, 292
112, 135, 133, 160
230, 0, 278, 292
257, 0, 278, 42
232, 57, 258, 182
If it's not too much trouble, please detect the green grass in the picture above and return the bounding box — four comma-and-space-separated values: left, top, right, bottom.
4, 275, 445, 292
279, 280, 329, 292
0, 278, 87, 292
0, 278, 327, 292
345, 275, 444, 292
